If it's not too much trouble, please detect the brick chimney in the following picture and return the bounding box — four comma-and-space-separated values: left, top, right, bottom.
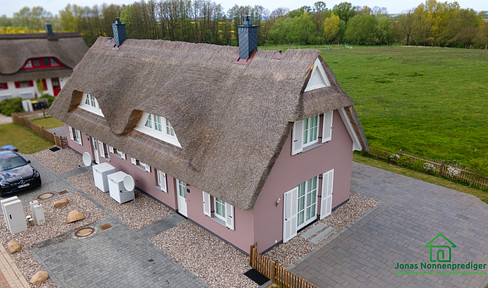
238, 16, 258, 60
45, 23, 53, 36
112, 17, 126, 47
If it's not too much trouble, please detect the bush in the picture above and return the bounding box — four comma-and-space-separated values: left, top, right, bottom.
39, 94, 55, 107
0, 97, 23, 116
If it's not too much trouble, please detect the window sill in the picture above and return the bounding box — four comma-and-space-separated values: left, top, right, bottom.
210, 215, 226, 227
155, 185, 167, 193
302, 142, 322, 153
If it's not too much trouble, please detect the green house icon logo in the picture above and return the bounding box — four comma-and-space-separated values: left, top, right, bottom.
425, 233, 456, 262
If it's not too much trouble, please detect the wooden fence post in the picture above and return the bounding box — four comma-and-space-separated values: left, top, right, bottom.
439, 161, 444, 177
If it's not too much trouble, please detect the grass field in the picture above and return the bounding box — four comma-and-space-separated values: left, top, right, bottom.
262, 45, 488, 174
31, 116, 64, 130
0, 123, 53, 154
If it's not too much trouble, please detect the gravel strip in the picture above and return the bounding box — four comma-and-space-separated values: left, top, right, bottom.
0, 192, 107, 287
67, 171, 173, 230
32, 149, 83, 175
264, 192, 379, 267
150, 221, 257, 288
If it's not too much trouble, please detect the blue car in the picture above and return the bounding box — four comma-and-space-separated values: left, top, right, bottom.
0, 150, 41, 196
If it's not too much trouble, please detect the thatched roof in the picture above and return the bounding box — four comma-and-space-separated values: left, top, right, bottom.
50, 37, 367, 210
0, 32, 88, 81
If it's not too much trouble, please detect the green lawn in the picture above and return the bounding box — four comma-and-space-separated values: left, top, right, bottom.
31, 116, 64, 130
262, 45, 488, 174
0, 123, 53, 154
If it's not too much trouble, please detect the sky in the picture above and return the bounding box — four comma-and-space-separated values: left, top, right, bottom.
2, 0, 486, 17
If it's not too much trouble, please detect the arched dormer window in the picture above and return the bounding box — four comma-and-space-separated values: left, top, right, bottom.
135, 112, 181, 148
78, 93, 104, 117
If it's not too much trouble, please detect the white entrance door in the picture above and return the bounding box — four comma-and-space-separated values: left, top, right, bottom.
283, 187, 298, 243
176, 179, 188, 217
320, 169, 334, 219
91, 137, 100, 164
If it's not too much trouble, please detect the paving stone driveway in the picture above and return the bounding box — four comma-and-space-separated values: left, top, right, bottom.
30, 215, 208, 288
292, 162, 488, 288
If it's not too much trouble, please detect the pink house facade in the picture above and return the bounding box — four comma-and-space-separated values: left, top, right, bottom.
50, 19, 368, 253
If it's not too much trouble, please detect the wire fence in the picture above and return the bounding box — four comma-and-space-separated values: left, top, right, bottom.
365, 147, 488, 189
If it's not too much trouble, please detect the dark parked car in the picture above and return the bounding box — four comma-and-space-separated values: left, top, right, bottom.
0, 150, 41, 196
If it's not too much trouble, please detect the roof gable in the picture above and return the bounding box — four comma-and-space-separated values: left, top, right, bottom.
50, 37, 365, 210
305, 58, 331, 92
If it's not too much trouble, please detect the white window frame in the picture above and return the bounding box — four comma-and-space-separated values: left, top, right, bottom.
213, 197, 226, 222
130, 157, 150, 172
296, 176, 318, 230
156, 169, 167, 192
292, 112, 334, 155
98, 141, 110, 160
79, 93, 104, 117
202, 191, 234, 230
302, 114, 319, 148
109, 146, 126, 160
135, 112, 181, 148
68, 126, 83, 145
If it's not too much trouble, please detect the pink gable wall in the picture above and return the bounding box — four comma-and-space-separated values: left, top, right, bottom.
252, 110, 353, 252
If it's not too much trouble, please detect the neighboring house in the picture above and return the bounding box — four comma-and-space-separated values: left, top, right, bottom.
0, 24, 88, 102
49, 18, 368, 253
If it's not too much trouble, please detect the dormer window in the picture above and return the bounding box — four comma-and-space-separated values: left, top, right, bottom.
135, 112, 181, 148
22, 57, 63, 70
79, 93, 104, 117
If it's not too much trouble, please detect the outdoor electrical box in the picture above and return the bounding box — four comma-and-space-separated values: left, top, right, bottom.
32, 203, 45, 225
1, 197, 27, 235
92, 162, 116, 192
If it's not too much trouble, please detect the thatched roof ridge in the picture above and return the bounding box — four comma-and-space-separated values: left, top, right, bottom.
50, 37, 366, 210
0, 32, 88, 75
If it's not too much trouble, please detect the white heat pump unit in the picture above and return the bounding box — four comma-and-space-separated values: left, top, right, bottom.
92, 162, 116, 192
1, 197, 27, 234
107, 171, 135, 204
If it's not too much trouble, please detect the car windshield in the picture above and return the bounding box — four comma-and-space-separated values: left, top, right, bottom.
0, 154, 28, 171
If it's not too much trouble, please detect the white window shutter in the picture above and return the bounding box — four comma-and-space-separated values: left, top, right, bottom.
109, 146, 114, 153
202, 191, 211, 217
144, 163, 151, 172
131, 157, 137, 165
320, 169, 334, 219
68, 126, 74, 141
98, 141, 105, 157
291, 120, 303, 155
322, 111, 333, 143
160, 171, 167, 192
121, 152, 126, 160
283, 187, 298, 243
225, 202, 234, 230
75, 129, 82, 145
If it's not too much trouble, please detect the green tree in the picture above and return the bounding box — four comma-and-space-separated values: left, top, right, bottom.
345, 14, 377, 45
395, 12, 415, 45
376, 16, 393, 45
333, 2, 356, 23
323, 13, 340, 42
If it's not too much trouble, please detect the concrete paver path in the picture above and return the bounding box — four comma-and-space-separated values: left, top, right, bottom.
292, 162, 488, 287
0, 114, 12, 125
